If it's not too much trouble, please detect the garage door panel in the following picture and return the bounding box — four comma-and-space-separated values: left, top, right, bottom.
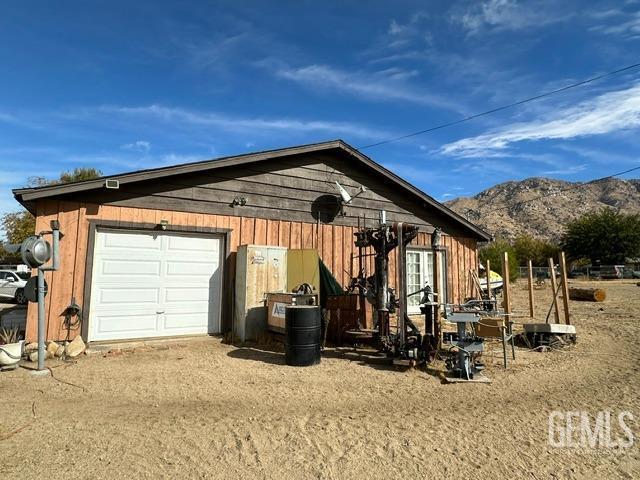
102, 231, 161, 250
163, 312, 212, 330
98, 287, 159, 305
94, 313, 158, 336
164, 286, 212, 303
100, 259, 162, 277
166, 235, 219, 253
89, 229, 223, 342
166, 260, 219, 277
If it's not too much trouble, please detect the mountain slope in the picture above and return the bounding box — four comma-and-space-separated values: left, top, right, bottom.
446, 177, 640, 242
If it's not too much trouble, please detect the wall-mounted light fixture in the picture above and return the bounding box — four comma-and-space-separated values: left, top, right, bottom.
159, 219, 169, 230
105, 179, 120, 189
231, 196, 247, 207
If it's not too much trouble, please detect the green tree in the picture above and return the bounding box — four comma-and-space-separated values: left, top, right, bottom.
513, 234, 560, 266
479, 238, 519, 282
59, 167, 104, 184
561, 208, 640, 264
1, 167, 102, 260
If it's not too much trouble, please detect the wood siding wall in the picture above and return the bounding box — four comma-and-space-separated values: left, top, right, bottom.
65, 153, 475, 237
25, 200, 478, 342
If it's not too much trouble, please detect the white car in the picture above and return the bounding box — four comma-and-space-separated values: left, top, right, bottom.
0, 270, 29, 304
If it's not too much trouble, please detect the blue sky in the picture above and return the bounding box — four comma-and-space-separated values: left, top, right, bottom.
1, 0, 640, 229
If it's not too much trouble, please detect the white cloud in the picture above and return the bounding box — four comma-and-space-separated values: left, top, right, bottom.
0, 112, 17, 123
99, 104, 392, 139
121, 140, 151, 153
274, 64, 462, 112
589, 11, 640, 39
441, 83, 640, 157
541, 164, 588, 175
385, 12, 433, 47
453, 0, 568, 34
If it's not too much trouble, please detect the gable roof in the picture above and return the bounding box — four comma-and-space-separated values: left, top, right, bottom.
13, 139, 491, 241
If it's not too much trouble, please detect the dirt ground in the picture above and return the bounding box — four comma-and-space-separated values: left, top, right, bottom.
1, 280, 639, 479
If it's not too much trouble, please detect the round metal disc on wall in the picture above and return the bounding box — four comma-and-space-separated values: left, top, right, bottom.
24, 276, 48, 303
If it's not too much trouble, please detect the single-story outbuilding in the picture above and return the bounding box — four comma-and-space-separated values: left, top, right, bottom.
13, 140, 490, 344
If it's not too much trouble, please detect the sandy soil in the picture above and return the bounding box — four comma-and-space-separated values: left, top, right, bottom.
1, 280, 639, 479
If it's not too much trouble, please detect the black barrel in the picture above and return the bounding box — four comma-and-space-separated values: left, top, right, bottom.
285, 305, 321, 366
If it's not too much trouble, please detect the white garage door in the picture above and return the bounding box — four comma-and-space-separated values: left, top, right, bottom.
88, 229, 223, 342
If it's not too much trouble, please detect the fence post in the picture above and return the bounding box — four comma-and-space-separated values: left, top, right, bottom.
527, 259, 535, 318
559, 252, 571, 325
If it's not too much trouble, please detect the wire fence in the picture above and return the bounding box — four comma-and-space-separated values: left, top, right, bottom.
517, 265, 638, 280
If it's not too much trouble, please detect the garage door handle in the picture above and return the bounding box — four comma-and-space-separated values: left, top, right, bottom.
156, 310, 165, 314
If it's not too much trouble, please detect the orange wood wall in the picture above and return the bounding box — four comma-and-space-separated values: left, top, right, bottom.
26, 200, 478, 342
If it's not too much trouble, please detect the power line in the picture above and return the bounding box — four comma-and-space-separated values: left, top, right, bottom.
359, 61, 640, 150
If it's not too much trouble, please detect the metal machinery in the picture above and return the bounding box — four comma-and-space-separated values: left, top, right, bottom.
348, 211, 436, 365
442, 312, 486, 381
347, 210, 491, 381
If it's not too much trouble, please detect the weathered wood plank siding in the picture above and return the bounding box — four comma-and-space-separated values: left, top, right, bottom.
24, 154, 482, 342
62, 153, 472, 237
25, 200, 477, 342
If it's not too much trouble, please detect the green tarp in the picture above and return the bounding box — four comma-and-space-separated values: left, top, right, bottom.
319, 259, 345, 306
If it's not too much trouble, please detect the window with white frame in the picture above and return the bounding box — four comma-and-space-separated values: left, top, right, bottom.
406, 249, 447, 314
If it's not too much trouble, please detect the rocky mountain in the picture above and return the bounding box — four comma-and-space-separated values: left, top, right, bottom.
446, 177, 640, 242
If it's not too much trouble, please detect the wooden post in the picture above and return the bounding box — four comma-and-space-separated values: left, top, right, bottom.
501, 252, 511, 319
559, 251, 571, 325
547, 257, 560, 324
527, 259, 535, 318
485, 259, 492, 301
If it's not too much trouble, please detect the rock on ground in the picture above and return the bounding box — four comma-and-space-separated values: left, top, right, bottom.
66, 336, 85, 358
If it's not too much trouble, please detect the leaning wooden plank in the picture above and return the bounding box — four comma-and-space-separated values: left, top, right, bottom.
559, 251, 572, 324
547, 257, 561, 323
568, 287, 606, 302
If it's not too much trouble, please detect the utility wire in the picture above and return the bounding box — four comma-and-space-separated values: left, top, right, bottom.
358, 61, 640, 150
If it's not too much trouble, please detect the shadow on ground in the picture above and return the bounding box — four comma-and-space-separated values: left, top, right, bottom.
227, 347, 286, 365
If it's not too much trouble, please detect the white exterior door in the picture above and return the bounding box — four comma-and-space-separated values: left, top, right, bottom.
406, 249, 447, 314
88, 229, 223, 342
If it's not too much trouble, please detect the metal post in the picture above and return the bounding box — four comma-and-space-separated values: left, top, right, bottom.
36, 222, 60, 372
356, 216, 366, 329
433, 247, 441, 340
375, 212, 389, 337
501, 324, 508, 369
502, 252, 515, 360
457, 320, 469, 379
396, 223, 406, 348
37, 268, 46, 371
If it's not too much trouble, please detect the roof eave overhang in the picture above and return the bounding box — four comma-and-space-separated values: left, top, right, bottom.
12, 139, 492, 241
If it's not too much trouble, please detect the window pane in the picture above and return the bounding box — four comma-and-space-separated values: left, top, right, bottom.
406, 251, 421, 307
405, 249, 448, 309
